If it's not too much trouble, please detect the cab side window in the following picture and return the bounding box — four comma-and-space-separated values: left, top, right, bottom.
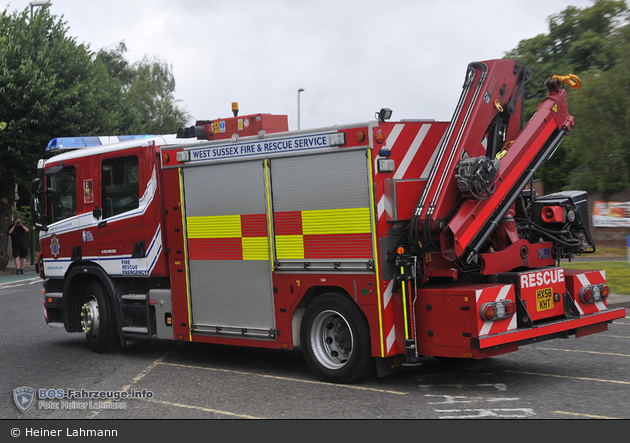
46, 167, 77, 224
102, 156, 139, 219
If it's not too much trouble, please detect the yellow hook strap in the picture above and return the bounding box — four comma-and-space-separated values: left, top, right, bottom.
552, 74, 582, 90
495, 140, 515, 160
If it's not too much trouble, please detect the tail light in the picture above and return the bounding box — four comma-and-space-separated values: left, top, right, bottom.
480, 299, 516, 321
579, 284, 609, 303
374, 129, 385, 144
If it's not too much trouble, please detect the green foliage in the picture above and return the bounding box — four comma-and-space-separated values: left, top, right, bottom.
0, 6, 125, 206
505, 0, 629, 194
96, 42, 191, 135
0, 5, 190, 269
564, 25, 630, 197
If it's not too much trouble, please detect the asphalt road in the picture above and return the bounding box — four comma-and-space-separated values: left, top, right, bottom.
1, 270, 629, 422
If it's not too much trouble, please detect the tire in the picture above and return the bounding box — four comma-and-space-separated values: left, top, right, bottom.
80, 280, 118, 353
300, 293, 373, 384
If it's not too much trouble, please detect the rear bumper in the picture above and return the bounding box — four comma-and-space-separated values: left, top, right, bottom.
471, 307, 625, 349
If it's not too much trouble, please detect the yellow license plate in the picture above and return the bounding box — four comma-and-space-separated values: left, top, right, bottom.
536, 287, 554, 311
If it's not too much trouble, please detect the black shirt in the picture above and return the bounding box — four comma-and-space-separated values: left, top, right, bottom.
9, 225, 27, 248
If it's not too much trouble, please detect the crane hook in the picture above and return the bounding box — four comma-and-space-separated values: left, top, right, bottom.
552, 74, 582, 90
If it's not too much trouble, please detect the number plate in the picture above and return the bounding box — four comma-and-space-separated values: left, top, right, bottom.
536, 287, 554, 311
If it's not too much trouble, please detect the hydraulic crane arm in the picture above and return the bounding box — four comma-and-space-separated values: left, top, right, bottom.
440, 73, 577, 265
409, 59, 531, 254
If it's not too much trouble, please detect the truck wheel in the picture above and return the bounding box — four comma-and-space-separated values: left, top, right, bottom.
300, 294, 373, 384
80, 280, 118, 353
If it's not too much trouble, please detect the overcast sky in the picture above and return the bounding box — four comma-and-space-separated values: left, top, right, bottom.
9, 0, 596, 132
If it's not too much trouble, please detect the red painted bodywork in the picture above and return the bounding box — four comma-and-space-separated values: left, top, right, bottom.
37, 60, 625, 374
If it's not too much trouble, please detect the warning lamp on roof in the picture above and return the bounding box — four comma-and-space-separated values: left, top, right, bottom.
232, 102, 239, 117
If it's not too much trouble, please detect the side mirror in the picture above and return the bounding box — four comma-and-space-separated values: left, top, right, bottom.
93, 208, 102, 219
30, 193, 48, 232
30, 177, 41, 194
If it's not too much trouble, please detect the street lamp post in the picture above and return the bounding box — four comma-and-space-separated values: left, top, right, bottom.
297, 88, 305, 130
30, 1, 50, 18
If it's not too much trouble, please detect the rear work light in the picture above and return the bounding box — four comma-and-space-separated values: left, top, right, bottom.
328, 132, 346, 146
176, 150, 190, 162
480, 299, 516, 322
377, 158, 395, 173
579, 284, 609, 304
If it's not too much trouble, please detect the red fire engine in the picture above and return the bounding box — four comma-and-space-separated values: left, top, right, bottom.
30, 60, 625, 384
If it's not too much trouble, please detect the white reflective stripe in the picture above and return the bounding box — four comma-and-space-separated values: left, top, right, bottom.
385, 124, 404, 150
377, 195, 385, 219
574, 300, 585, 315
573, 274, 589, 315
596, 270, 608, 311
496, 285, 510, 301
420, 131, 445, 180
42, 224, 163, 278
386, 325, 396, 353
383, 280, 394, 309
480, 285, 511, 336
395, 124, 431, 180
478, 288, 493, 335
507, 314, 517, 331
375, 125, 404, 216
480, 318, 493, 336
99, 224, 163, 276
576, 273, 591, 287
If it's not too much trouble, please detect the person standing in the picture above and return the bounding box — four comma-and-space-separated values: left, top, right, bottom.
8, 218, 29, 275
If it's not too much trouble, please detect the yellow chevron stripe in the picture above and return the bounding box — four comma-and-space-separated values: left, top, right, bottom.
301, 207, 371, 235
276, 235, 305, 259
186, 215, 241, 239
242, 237, 269, 261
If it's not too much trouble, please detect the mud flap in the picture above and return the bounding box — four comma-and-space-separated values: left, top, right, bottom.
376, 355, 412, 378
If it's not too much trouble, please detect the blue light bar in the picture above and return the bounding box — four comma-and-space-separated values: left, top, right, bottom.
46, 136, 102, 150
46, 135, 156, 151
118, 135, 155, 141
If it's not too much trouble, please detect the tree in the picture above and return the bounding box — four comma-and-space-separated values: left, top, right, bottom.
97, 42, 191, 135
504, 0, 629, 194
564, 24, 630, 197
0, 5, 126, 269
0, 6, 191, 270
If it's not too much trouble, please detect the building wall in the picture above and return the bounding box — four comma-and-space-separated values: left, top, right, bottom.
588, 187, 630, 249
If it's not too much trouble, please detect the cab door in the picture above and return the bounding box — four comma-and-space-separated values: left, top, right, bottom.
93, 148, 153, 276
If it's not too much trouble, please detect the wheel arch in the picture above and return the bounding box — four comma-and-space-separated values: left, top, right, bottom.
297, 290, 374, 383
62, 262, 121, 335
291, 285, 363, 348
